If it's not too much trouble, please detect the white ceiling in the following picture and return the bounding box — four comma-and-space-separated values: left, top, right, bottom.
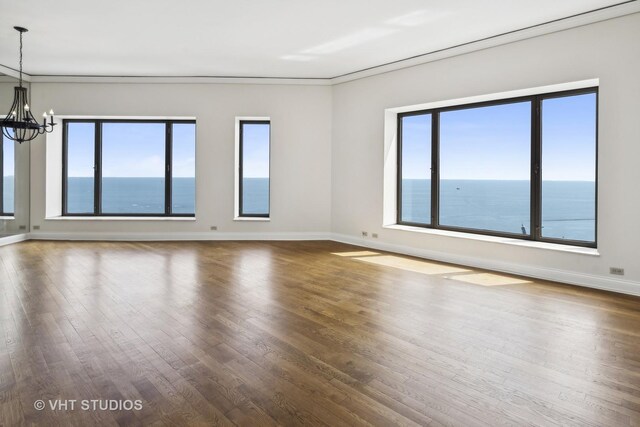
0, 0, 634, 79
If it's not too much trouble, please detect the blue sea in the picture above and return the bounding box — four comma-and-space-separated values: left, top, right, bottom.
64, 177, 594, 242
401, 179, 595, 242
66, 177, 269, 215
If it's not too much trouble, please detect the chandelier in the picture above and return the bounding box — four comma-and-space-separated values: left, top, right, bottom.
1, 27, 55, 143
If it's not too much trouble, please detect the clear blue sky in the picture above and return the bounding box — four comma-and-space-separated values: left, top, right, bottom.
242, 123, 270, 178
66, 121, 273, 179
67, 122, 196, 178
3, 137, 15, 177
402, 93, 596, 181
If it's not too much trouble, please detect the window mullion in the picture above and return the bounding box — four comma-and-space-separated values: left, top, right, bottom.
431, 112, 440, 227
95, 121, 102, 215
0, 135, 4, 215
531, 97, 542, 241
396, 115, 403, 224
239, 122, 244, 216
165, 122, 172, 215
61, 122, 67, 215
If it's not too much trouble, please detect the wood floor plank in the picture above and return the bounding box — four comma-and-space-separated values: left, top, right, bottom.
0, 239, 639, 426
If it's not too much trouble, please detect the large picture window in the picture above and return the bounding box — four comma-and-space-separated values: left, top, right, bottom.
63, 119, 196, 216
397, 88, 597, 247
238, 120, 270, 217
1, 133, 15, 216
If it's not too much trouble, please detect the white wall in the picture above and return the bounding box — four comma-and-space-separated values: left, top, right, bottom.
19, 13, 640, 294
29, 83, 332, 236
331, 13, 640, 292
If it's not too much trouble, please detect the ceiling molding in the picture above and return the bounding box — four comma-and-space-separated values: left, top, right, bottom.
0, 64, 30, 82
3, 2, 638, 87
332, 1, 640, 85
25, 75, 332, 86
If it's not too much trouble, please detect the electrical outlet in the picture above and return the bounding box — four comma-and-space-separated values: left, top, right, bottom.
32, 225, 40, 230
361, 231, 368, 237
210, 226, 218, 231
19, 225, 26, 230
372, 233, 378, 238
609, 267, 624, 276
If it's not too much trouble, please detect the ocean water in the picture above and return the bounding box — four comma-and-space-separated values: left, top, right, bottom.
64, 177, 594, 242
2, 176, 14, 214
242, 177, 269, 215
401, 179, 595, 242
66, 177, 270, 215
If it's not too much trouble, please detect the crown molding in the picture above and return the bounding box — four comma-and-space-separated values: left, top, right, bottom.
27, 75, 332, 86
3, 2, 639, 86
0, 64, 30, 82
331, 2, 640, 84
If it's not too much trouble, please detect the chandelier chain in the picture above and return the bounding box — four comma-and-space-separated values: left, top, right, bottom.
19, 30, 23, 87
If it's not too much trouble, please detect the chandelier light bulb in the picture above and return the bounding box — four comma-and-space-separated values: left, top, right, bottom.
50, 109, 54, 115
43, 112, 48, 118
24, 104, 30, 111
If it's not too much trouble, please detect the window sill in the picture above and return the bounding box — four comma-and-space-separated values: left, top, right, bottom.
234, 216, 270, 222
46, 216, 196, 221
383, 224, 599, 256
0, 216, 15, 220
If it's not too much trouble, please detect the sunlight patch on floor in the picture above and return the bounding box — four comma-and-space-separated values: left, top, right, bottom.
332, 251, 380, 257
447, 272, 531, 286
353, 255, 470, 275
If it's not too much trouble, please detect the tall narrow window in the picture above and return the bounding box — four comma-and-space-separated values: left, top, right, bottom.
399, 113, 431, 225
1, 133, 15, 215
65, 122, 95, 214
171, 123, 196, 214
239, 120, 270, 217
439, 101, 531, 235
541, 92, 597, 243
62, 119, 195, 217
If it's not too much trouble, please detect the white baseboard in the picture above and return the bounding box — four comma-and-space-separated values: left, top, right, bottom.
331, 233, 640, 297
8, 230, 639, 297
0, 233, 29, 247
27, 231, 332, 242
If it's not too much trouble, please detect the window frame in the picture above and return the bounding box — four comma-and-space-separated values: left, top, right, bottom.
0, 135, 14, 216
62, 118, 196, 217
397, 87, 598, 248
238, 119, 271, 218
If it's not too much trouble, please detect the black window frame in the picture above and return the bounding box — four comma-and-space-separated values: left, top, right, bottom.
238, 119, 271, 218
397, 87, 598, 248
62, 118, 196, 217
0, 134, 14, 217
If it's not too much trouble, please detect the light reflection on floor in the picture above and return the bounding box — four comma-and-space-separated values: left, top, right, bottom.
332, 251, 530, 286
354, 254, 470, 275
331, 251, 380, 257
446, 272, 531, 286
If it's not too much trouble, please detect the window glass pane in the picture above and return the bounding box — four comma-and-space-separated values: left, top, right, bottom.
101, 123, 165, 214
66, 122, 95, 214
241, 122, 270, 215
439, 101, 531, 235
2, 134, 15, 214
171, 123, 196, 214
541, 93, 596, 242
400, 114, 431, 224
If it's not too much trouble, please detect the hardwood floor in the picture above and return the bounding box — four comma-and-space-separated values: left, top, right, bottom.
1, 240, 639, 426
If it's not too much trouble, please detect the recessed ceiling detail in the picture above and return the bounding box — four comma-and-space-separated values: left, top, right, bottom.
0, 0, 636, 79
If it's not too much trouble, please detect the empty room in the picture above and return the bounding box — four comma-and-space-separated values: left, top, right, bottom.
1, 1, 640, 425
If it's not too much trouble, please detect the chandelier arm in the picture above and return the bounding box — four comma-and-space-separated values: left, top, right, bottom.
1, 27, 55, 143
